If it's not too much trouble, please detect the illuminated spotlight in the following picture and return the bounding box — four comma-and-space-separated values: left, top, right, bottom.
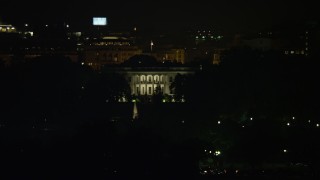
66, 24, 69, 28
81, 62, 84, 65
218, 121, 221, 125
283, 149, 287, 153
287, 123, 290, 126
209, 151, 212, 154
250, 117, 253, 120
204, 149, 207, 152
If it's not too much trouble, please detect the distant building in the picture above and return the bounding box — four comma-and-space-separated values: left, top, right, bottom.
105, 66, 194, 96
0, 25, 17, 33
151, 48, 185, 64
185, 47, 224, 65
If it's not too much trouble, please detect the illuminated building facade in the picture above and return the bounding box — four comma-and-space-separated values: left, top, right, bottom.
83, 36, 142, 69
151, 48, 185, 64
105, 67, 194, 96
0, 25, 17, 33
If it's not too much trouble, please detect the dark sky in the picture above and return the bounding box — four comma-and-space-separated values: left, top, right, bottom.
1, 0, 319, 34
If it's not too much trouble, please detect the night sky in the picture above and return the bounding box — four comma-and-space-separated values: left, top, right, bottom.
1, 0, 319, 34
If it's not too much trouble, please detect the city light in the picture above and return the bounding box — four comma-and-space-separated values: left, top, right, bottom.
283, 149, 287, 153
150, 40, 154, 52
317, 124, 319, 127
250, 117, 253, 120
218, 121, 221, 125
25, 24, 28, 27
287, 123, 290, 126
214, 151, 221, 156
292, 117, 295, 120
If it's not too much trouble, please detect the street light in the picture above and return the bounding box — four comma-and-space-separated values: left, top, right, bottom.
150, 40, 154, 52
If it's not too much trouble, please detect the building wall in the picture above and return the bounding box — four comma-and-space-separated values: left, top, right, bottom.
152, 48, 185, 64
105, 67, 194, 96
84, 46, 142, 69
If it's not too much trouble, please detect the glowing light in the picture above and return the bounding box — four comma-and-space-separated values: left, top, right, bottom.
209, 151, 212, 154
162, 99, 166, 103
66, 24, 69, 28
283, 149, 287, 153
132, 99, 136, 103
81, 62, 84, 65
250, 117, 253, 120
134, 27, 137, 31
25, 24, 29, 27
317, 124, 319, 127
204, 150, 207, 152
218, 121, 221, 125
308, 120, 311, 123
215, 151, 221, 156
287, 123, 290, 126
45, 25, 48, 27
292, 117, 295, 120
150, 40, 154, 52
